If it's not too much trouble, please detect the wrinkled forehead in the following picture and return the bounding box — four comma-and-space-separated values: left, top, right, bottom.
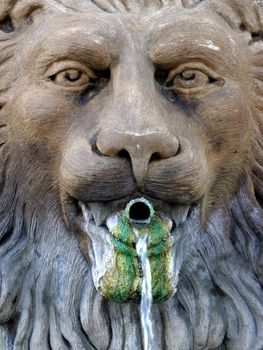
145, 8, 237, 66
33, 4, 238, 68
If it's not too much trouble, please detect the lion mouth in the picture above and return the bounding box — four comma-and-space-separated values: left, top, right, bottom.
77, 198, 192, 251
77, 197, 191, 228
64, 194, 198, 302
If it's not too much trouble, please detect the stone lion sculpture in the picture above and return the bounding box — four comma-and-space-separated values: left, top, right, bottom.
0, 0, 263, 349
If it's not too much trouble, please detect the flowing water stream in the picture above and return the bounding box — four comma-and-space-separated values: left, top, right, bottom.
134, 230, 153, 350
81, 203, 154, 350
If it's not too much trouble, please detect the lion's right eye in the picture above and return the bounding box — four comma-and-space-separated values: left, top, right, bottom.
50, 69, 91, 87
46, 61, 97, 90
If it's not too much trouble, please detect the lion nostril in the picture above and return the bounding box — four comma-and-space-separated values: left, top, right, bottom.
149, 152, 162, 162
0, 16, 14, 33
92, 139, 104, 157
175, 143, 181, 156
149, 144, 181, 163
117, 149, 131, 161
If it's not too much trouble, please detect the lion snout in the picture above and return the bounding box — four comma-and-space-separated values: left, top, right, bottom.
96, 128, 180, 191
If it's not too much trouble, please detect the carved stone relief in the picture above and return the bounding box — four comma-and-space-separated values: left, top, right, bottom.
0, 0, 263, 349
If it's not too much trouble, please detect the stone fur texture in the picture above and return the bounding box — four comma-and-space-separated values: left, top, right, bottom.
0, 0, 263, 349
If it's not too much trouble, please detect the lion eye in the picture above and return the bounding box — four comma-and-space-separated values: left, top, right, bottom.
155, 63, 224, 101
46, 61, 99, 91
63, 69, 82, 82
50, 69, 91, 87
172, 70, 209, 89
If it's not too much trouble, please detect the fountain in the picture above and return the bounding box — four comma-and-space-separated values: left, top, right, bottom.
128, 199, 155, 350
135, 233, 153, 350
108, 197, 172, 349
82, 197, 174, 348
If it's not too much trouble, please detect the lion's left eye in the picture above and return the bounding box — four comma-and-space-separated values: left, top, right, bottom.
171, 70, 209, 89
156, 63, 224, 100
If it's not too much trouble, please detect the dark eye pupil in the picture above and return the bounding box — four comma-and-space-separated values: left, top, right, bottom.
65, 71, 82, 82
180, 72, 196, 81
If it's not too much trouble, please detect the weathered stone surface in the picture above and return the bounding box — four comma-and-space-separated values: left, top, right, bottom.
0, 0, 263, 349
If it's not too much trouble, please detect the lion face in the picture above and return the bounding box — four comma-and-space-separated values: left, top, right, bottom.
7, 4, 255, 303
1, 1, 263, 349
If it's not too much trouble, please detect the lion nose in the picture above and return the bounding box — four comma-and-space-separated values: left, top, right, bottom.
96, 129, 180, 191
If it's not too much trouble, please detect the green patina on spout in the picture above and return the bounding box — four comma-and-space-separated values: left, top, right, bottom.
98, 198, 175, 303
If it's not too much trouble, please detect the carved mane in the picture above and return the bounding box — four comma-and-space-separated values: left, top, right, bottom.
0, 0, 263, 349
